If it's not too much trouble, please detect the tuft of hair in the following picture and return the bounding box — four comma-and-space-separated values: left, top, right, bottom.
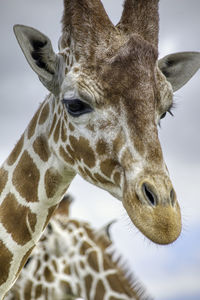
106, 248, 153, 300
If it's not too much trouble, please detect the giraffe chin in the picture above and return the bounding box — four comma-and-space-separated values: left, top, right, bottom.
123, 196, 182, 245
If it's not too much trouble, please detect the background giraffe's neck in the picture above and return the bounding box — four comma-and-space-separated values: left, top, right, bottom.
0, 94, 75, 298
5, 197, 149, 300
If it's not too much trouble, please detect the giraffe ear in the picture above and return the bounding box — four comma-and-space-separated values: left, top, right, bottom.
13, 25, 64, 95
158, 52, 200, 92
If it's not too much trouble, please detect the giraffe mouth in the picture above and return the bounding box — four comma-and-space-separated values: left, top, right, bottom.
121, 173, 182, 244
122, 191, 182, 245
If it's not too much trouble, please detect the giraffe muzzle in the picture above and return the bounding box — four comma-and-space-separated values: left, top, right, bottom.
122, 176, 182, 245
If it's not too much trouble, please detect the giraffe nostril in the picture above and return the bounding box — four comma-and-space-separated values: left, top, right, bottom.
142, 183, 157, 206
170, 188, 176, 206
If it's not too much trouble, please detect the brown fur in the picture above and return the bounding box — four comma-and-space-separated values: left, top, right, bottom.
69, 136, 96, 168
0, 168, 8, 196
28, 106, 41, 139
33, 135, 50, 162
7, 134, 24, 166
59, 146, 75, 165
12, 151, 40, 202
39, 103, 50, 125
44, 168, 63, 198
53, 119, 61, 143
0, 241, 13, 285
0, 193, 37, 245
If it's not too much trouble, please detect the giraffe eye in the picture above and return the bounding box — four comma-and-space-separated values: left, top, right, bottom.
62, 99, 93, 117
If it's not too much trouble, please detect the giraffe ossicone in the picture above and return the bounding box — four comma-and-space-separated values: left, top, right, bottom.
5, 196, 151, 300
0, 0, 200, 297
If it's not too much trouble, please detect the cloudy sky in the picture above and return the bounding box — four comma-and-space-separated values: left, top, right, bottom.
0, 1, 200, 299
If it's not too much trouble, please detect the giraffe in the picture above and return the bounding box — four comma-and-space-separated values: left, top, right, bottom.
0, 0, 200, 297
5, 195, 151, 300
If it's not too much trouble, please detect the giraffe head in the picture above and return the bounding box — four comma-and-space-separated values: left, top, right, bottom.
13, 0, 200, 245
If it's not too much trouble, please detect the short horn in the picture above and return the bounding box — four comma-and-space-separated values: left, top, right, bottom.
117, 0, 159, 48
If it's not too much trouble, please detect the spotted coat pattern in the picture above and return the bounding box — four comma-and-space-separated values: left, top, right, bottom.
5, 198, 150, 300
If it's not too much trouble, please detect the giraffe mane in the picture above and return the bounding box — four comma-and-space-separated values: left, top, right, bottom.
103, 247, 152, 300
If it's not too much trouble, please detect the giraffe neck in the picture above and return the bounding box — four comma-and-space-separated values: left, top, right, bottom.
0, 94, 75, 298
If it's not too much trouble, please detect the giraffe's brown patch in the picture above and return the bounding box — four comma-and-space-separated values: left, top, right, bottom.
75, 51, 80, 62
11, 291, 20, 300
35, 284, 43, 299
107, 273, 125, 294
73, 236, 78, 245
44, 266, 54, 282
39, 102, 50, 125
80, 261, 85, 269
84, 274, 93, 299
66, 145, 76, 160
73, 67, 80, 73
24, 280, 33, 300
0, 167, 8, 196
64, 265, 71, 275
78, 166, 87, 178
61, 122, 67, 142
100, 159, 117, 178
37, 275, 41, 281
0, 240, 13, 285
66, 37, 71, 47
43, 205, 57, 230
96, 139, 108, 155
49, 114, 57, 137
60, 280, 73, 295
59, 146, 75, 165
80, 241, 92, 255
58, 105, 61, 115
13, 151, 40, 202
7, 134, 24, 166
87, 123, 95, 132
68, 220, 80, 228
77, 283, 82, 295
113, 131, 125, 153
65, 67, 69, 75
69, 136, 95, 168
44, 254, 49, 261
17, 246, 35, 277
94, 280, 106, 300
84, 226, 96, 241
88, 250, 99, 272
45, 287, 48, 300
113, 172, 121, 187
33, 136, 50, 162
54, 119, 61, 143
44, 168, 62, 198
84, 167, 98, 183
69, 123, 75, 131
103, 257, 110, 270
0, 193, 37, 245
121, 147, 135, 169
28, 106, 41, 139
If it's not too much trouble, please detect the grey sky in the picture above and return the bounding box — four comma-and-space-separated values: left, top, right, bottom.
0, 1, 200, 299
